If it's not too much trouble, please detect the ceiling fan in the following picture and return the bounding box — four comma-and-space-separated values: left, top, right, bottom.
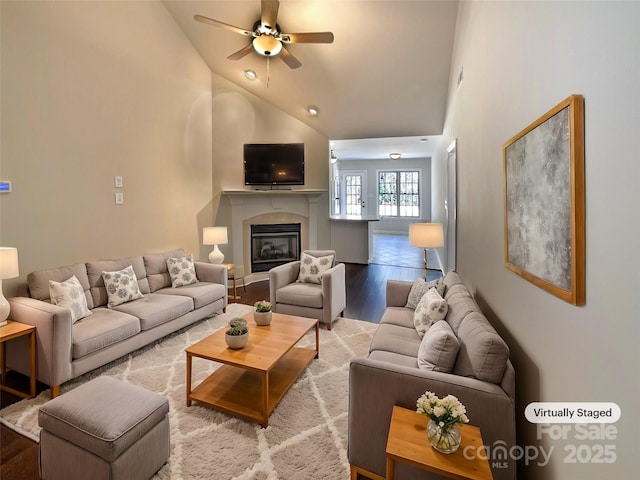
194, 0, 334, 69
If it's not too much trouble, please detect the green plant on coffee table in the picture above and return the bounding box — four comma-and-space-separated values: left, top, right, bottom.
254, 300, 272, 313
226, 318, 248, 336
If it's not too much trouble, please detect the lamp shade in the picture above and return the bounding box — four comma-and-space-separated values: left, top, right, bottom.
203, 227, 228, 246
0, 247, 19, 279
409, 223, 444, 248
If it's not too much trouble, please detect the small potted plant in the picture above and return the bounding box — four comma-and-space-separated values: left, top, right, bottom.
253, 300, 272, 326
225, 318, 249, 349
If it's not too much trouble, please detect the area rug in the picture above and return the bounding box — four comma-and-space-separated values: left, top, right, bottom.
0, 303, 377, 479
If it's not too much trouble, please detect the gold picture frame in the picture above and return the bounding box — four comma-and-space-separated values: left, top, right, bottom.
503, 94, 585, 305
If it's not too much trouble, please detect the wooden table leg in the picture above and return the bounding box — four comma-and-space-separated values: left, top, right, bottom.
386, 456, 396, 480
186, 353, 192, 407
0, 341, 5, 388
315, 321, 319, 359
28, 329, 36, 398
261, 370, 269, 427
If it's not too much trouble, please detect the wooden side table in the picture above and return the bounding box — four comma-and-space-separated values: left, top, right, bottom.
223, 263, 244, 301
386, 406, 493, 480
0, 320, 37, 399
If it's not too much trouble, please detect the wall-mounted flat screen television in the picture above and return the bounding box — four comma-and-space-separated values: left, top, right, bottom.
244, 143, 305, 186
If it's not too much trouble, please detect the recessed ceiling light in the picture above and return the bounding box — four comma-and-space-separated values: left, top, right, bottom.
245, 69, 257, 80
389, 153, 401, 160
307, 106, 319, 116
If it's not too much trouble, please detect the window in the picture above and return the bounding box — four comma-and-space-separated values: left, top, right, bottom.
345, 174, 363, 215
378, 170, 420, 217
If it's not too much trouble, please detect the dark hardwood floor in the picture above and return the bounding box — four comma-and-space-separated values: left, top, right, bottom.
0, 262, 441, 480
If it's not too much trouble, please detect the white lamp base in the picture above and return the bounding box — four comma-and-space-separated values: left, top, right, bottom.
209, 245, 224, 264
1, 280, 9, 327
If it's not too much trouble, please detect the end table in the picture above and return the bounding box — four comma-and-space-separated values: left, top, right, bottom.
386, 405, 493, 480
0, 320, 37, 399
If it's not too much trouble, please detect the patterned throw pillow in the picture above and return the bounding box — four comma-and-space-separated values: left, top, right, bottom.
102, 265, 144, 308
298, 252, 335, 284
167, 254, 198, 288
49, 275, 92, 323
413, 287, 449, 338
405, 277, 445, 309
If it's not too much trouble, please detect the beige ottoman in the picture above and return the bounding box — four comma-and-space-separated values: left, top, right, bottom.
38, 376, 170, 480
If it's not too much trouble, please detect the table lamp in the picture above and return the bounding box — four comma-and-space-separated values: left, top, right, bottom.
409, 223, 444, 280
203, 227, 228, 264
0, 247, 19, 327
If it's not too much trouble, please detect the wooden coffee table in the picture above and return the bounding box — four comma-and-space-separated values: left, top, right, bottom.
185, 311, 319, 427
386, 406, 493, 480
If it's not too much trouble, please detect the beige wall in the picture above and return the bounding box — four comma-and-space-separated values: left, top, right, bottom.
0, 1, 213, 296
432, 1, 639, 478
210, 72, 331, 263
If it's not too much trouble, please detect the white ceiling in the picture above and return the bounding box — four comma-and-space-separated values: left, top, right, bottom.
163, 0, 458, 159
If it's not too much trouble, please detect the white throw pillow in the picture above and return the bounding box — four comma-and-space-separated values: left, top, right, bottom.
405, 277, 445, 309
49, 275, 92, 323
167, 254, 198, 288
298, 252, 334, 284
102, 265, 144, 308
413, 287, 449, 338
417, 320, 459, 372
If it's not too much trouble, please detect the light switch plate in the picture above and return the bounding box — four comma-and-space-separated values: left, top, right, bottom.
115, 176, 123, 188
115, 192, 124, 205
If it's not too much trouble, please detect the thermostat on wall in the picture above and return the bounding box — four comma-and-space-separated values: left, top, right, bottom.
0, 181, 11, 193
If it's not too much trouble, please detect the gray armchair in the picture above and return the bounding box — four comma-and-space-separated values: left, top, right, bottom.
268, 250, 346, 330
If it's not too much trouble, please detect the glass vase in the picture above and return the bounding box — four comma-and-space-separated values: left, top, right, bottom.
427, 419, 461, 454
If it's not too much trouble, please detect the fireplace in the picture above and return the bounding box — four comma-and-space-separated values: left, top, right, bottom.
251, 223, 301, 273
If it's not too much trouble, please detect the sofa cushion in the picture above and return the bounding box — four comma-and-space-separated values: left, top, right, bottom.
276, 282, 323, 309
368, 350, 418, 369
87, 256, 149, 308
72, 309, 140, 359
167, 254, 198, 288
369, 323, 422, 358
453, 311, 510, 384
444, 294, 479, 334
143, 249, 186, 293
405, 277, 445, 309
413, 288, 448, 337
49, 275, 92, 323
379, 306, 415, 329
155, 282, 225, 310
112, 293, 193, 331
417, 320, 459, 372
102, 265, 145, 308
298, 252, 334, 284
28, 263, 94, 309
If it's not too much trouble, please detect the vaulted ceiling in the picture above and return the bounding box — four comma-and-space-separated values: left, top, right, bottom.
163, 0, 458, 156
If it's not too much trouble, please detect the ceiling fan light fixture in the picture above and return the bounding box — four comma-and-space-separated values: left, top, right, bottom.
244, 69, 257, 80
389, 153, 402, 160
307, 106, 319, 116
253, 35, 282, 56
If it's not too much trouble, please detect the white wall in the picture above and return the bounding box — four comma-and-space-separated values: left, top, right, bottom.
0, 1, 213, 296
433, 1, 639, 478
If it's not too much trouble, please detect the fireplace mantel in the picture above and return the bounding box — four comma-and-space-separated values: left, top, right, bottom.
223, 189, 327, 282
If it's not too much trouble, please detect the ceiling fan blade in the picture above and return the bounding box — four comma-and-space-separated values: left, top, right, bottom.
194, 15, 254, 37
279, 46, 302, 69
261, 0, 280, 31
280, 32, 334, 44
227, 43, 255, 61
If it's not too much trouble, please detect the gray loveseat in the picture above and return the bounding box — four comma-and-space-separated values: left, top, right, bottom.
348, 271, 516, 480
6, 249, 227, 398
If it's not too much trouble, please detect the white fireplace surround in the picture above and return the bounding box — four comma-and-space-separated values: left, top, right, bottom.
223, 190, 326, 282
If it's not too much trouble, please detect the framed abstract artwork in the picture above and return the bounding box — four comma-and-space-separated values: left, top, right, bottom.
502, 94, 585, 305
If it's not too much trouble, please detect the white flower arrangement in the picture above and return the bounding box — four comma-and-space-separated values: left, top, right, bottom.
416, 391, 470, 429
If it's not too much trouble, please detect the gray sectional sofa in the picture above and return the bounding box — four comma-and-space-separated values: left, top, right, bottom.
348, 270, 516, 480
6, 249, 227, 398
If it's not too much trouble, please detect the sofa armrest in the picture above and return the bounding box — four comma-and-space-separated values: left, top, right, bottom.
7, 297, 74, 389
194, 262, 227, 287
349, 357, 516, 480
269, 261, 301, 307
321, 263, 346, 324
386, 280, 413, 308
